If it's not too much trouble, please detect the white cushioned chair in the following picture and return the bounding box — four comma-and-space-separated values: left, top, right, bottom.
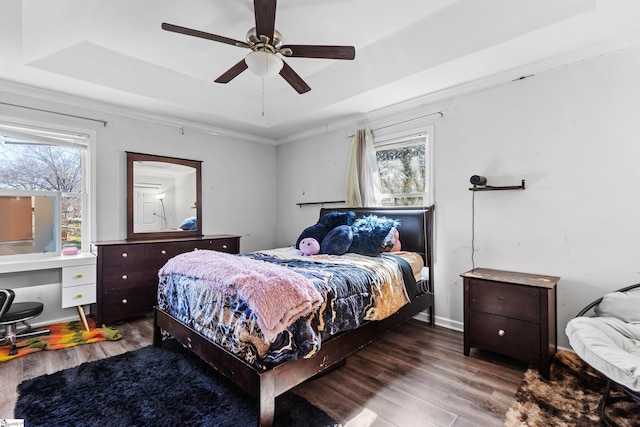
565, 283, 640, 426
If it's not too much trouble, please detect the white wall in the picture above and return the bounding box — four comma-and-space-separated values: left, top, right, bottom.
92, 114, 277, 252
0, 92, 277, 252
276, 47, 640, 349
0, 90, 277, 325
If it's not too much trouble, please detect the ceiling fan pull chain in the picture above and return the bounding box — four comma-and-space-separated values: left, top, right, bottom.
262, 78, 265, 117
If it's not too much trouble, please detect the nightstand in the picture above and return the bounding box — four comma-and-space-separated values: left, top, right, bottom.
461, 268, 559, 379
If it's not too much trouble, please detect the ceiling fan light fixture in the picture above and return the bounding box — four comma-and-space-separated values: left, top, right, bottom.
245, 51, 283, 77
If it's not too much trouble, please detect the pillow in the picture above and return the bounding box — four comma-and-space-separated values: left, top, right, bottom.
349, 215, 400, 256
320, 225, 353, 255
594, 287, 640, 323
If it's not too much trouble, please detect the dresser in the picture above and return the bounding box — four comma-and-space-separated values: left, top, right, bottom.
91, 234, 240, 325
461, 268, 559, 379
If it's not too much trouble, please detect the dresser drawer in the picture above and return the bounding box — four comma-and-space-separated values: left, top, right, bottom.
102, 269, 158, 291
190, 237, 239, 253
62, 265, 96, 287
470, 311, 540, 363
468, 279, 540, 323
144, 243, 184, 264
62, 283, 97, 308
103, 286, 158, 318
101, 244, 145, 266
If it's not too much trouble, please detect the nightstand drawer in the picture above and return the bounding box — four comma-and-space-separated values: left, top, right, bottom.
62, 283, 97, 308
470, 311, 540, 363
468, 278, 540, 323
62, 265, 96, 287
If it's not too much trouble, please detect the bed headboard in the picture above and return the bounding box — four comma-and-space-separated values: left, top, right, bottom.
319, 206, 435, 270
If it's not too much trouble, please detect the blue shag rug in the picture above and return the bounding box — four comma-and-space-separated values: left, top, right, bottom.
15, 339, 337, 426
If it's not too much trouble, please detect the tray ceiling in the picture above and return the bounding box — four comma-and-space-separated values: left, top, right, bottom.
0, 0, 639, 142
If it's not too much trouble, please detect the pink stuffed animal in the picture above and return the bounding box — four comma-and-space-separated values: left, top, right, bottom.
299, 237, 320, 256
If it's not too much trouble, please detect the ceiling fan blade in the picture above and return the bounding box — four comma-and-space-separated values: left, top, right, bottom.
254, 0, 277, 41
162, 23, 248, 48
214, 59, 249, 83
279, 62, 311, 94
281, 45, 356, 60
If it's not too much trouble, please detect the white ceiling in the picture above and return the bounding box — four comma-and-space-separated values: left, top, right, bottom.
1, 0, 640, 143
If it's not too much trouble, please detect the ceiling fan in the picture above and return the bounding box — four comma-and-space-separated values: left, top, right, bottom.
162, 0, 355, 94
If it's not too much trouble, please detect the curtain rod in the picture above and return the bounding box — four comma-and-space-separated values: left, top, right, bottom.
0, 101, 108, 127
346, 111, 444, 139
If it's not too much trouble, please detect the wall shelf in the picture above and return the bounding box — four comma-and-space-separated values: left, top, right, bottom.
469, 179, 525, 191
296, 200, 346, 207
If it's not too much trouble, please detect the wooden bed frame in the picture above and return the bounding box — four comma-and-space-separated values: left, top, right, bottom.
153, 206, 434, 426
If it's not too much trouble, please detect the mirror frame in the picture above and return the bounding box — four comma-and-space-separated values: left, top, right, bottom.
126, 151, 202, 240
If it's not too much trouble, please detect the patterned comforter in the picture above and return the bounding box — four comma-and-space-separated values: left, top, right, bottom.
157, 247, 419, 370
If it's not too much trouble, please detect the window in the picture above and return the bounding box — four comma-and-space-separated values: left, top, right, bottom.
0, 121, 92, 256
373, 128, 433, 206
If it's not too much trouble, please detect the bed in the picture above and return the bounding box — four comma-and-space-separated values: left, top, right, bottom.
153, 206, 434, 426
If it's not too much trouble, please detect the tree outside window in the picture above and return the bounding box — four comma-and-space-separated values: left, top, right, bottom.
375, 134, 429, 206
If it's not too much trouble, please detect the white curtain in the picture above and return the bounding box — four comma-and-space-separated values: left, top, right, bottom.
345, 128, 381, 207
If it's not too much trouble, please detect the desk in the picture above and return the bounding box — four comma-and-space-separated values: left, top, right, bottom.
0, 253, 96, 331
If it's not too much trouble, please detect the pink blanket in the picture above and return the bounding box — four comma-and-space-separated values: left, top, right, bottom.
158, 250, 323, 342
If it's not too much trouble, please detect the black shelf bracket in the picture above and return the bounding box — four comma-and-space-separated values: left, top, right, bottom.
469, 179, 525, 191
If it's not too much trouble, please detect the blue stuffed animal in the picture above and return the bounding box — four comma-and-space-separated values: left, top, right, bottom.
295, 211, 356, 255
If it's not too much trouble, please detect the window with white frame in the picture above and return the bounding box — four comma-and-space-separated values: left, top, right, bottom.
373, 127, 433, 206
0, 121, 92, 256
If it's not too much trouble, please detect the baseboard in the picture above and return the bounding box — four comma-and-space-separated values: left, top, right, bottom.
413, 312, 463, 332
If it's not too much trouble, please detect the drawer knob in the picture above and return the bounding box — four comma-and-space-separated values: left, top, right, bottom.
76, 273, 83, 279
76, 293, 83, 298
122, 253, 128, 258
161, 249, 167, 254
222, 245, 228, 249
498, 329, 506, 337
122, 298, 128, 304
122, 274, 128, 280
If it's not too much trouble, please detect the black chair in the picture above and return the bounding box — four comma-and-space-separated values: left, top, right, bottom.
0, 289, 50, 356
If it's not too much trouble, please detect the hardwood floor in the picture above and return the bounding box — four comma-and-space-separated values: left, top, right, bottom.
0, 316, 526, 426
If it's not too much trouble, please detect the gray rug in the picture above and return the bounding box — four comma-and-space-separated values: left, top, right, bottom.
15, 340, 337, 426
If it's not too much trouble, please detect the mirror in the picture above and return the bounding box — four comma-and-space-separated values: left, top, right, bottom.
127, 152, 202, 240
